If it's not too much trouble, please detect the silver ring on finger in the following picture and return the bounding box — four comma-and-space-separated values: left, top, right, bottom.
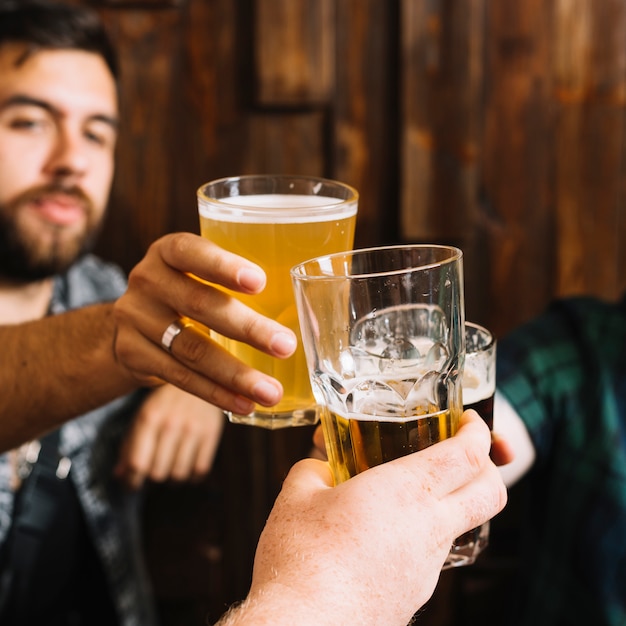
161, 319, 188, 353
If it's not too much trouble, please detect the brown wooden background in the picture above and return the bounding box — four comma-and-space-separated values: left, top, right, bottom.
72, 0, 626, 623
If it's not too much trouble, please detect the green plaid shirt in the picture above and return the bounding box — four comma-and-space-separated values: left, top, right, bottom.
497, 295, 626, 626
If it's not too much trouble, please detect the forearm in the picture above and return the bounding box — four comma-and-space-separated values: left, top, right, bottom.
0, 302, 137, 451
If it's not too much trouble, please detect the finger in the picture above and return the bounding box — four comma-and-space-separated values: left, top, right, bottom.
115, 325, 276, 414
113, 437, 131, 480
168, 434, 203, 481
144, 423, 185, 482
115, 426, 156, 489
170, 324, 287, 406
282, 458, 335, 492
157, 233, 268, 295
438, 461, 508, 538
490, 431, 516, 466
264, 459, 334, 520
184, 404, 225, 479
150, 235, 296, 356
117, 289, 291, 401
190, 431, 221, 478
123, 260, 297, 360
174, 325, 286, 407
386, 409, 492, 501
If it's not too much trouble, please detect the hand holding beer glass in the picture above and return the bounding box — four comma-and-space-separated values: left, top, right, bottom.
292, 244, 493, 568
197, 175, 358, 429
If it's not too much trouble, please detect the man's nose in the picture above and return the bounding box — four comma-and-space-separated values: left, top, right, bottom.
44, 128, 88, 181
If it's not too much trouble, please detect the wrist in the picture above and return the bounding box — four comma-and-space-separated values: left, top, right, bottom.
91, 302, 138, 391
215, 580, 337, 626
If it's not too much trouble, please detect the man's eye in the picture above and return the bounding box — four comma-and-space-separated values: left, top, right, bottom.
84, 124, 116, 149
85, 130, 105, 145
9, 117, 44, 130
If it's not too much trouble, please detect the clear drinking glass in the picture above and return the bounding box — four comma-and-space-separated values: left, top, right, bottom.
463, 322, 496, 429
292, 244, 489, 568
450, 321, 497, 565
197, 174, 358, 429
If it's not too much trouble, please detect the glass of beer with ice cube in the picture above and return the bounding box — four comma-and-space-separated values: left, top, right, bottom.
292, 244, 494, 569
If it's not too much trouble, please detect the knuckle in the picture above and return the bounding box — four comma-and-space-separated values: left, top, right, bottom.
193, 461, 210, 479
165, 362, 197, 390
463, 441, 486, 477
149, 468, 167, 483
125, 455, 147, 476
112, 298, 137, 332
112, 295, 128, 321
182, 332, 211, 365
461, 425, 491, 476
159, 414, 179, 434
226, 367, 251, 396
480, 464, 509, 519
238, 312, 266, 343
494, 469, 509, 510
113, 339, 140, 371
185, 285, 214, 320
166, 232, 194, 258
125, 256, 154, 290
169, 469, 184, 482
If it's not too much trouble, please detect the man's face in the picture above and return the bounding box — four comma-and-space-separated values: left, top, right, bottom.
0, 44, 118, 282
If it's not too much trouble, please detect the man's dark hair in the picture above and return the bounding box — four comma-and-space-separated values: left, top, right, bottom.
0, 0, 118, 80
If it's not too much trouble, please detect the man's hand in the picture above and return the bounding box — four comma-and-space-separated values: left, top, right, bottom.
218, 410, 508, 626
114, 384, 225, 490
113, 233, 297, 415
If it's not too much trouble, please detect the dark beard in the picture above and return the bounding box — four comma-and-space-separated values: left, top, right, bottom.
0, 185, 101, 283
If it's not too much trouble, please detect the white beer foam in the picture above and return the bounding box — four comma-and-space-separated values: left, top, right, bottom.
462, 368, 495, 404
199, 194, 357, 223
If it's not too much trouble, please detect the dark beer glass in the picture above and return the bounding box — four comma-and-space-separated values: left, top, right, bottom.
451, 322, 497, 559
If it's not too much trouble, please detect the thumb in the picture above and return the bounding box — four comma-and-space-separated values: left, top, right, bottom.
280, 458, 335, 497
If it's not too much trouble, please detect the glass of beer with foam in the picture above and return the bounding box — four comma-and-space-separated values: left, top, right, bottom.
451, 322, 497, 563
292, 244, 491, 569
463, 322, 496, 429
197, 175, 358, 429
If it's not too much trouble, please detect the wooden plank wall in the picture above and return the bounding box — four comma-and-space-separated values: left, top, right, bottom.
64, 0, 626, 623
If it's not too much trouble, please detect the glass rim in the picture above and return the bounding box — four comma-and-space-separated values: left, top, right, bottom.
197, 174, 359, 219
291, 243, 463, 281
465, 321, 496, 353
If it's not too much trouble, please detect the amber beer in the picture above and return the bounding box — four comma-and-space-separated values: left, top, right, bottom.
198, 185, 357, 426
322, 405, 460, 485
